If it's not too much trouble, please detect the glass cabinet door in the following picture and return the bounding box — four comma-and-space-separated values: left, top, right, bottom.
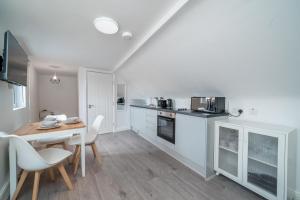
215, 123, 243, 183
243, 129, 284, 200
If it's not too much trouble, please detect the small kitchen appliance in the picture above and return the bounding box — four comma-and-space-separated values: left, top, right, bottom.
157, 98, 167, 108
166, 99, 173, 109
191, 97, 225, 113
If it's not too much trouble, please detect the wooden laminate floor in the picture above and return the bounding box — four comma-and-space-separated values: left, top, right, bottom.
18, 131, 264, 200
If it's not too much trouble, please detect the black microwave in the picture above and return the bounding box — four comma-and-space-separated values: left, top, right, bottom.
191, 97, 225, 113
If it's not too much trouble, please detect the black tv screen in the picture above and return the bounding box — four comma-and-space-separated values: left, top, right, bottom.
1, 31, 28, 86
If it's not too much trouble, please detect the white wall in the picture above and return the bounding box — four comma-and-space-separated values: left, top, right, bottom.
0, 26, 34, 199
78, 67, 87, 124
0, 64, 38, 198
37, 73, 78, 118
115, 0, 300, 196
0, 82, 29, 199
28, 64, 39, 122
0, 65, 37, 199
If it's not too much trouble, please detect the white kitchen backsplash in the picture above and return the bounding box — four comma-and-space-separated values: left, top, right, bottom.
129, 97, 231, 111
130, 97, 191, 109
172, 98, 190, 109
129, 98, 147, 106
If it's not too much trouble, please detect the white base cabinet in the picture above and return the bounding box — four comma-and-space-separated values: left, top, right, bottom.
130, 107, 146, 135
175, 114, 207, 168
214, 119, 297, 200
131, 106, 226, 179
175, 114, 222, 177
214, 123, 244, 183
144, 109, 157, 140
131, 107, 157, 140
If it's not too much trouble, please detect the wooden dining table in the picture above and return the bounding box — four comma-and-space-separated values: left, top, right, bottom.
10, 121, 87, 199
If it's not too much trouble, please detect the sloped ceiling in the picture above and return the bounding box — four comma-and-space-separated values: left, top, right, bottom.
116, 0, 300, 98
0, 0, 183, 72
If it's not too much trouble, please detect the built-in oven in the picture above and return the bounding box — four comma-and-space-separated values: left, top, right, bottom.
157, 111, 176, 144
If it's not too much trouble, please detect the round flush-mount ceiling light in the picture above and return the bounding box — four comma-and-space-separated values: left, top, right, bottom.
94, 17, 119, 34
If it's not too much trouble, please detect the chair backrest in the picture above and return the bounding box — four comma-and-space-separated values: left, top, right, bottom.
92, 115, 104, 134
0, 132, 50, 171
0, 132, 9, 139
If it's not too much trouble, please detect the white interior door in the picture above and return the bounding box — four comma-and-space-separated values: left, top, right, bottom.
87, 72, 113, 133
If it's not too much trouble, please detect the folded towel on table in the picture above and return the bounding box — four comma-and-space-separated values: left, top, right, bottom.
64, 117, 80, 124
41, 120, 58, 128
44, 115, 57, 121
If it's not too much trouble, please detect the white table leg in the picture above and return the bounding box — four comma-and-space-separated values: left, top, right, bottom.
9, 140, 17, 200
80, 128, 86, 177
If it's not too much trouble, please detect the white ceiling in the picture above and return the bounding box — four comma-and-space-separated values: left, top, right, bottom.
0, 0, 182, 73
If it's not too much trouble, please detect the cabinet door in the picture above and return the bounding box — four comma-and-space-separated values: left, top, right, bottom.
214, 123, 243, 183
175, 114, 207, 168
145, 109, 157, 140
135, 108, 146, 135
130, 107, 137, 132
243, 128, 285, 200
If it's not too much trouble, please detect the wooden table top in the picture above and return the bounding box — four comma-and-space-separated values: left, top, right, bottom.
15, 121, 86, 136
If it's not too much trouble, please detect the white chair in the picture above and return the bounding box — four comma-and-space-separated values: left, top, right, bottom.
37, 114, 69, 149
0, 132, 73, 200
67, 115, 104, 175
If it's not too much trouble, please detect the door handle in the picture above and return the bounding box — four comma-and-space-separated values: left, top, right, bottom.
88, 104, 95, 109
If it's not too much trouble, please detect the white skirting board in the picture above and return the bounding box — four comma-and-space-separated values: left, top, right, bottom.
0, 179, 9, 200
114, 127, 131, 133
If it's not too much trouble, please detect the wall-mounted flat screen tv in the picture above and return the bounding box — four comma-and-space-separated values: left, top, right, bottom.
0, 31, 28, 86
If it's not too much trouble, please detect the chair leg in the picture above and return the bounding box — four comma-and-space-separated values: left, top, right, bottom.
32, 171, 42, 200
63, 143, 68, 150
12, 170, 29, 200
57, 164, 73, 190
91, 143, 101, 162
73, 147, 81, 175
72, 145, 80, 164
46, 142, 66, 149
48, 168, 55, 181
18, 169, 24, 179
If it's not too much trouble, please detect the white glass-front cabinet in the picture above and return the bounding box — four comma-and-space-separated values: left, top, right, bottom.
243, 128, 285, 200
214, 120, 296, 200
214, 124, 243, 183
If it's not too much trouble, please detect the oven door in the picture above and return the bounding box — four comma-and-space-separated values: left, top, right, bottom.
157, 115, 175, 144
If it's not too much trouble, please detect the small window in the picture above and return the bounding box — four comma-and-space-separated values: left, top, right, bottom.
13, 85, 26, 110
